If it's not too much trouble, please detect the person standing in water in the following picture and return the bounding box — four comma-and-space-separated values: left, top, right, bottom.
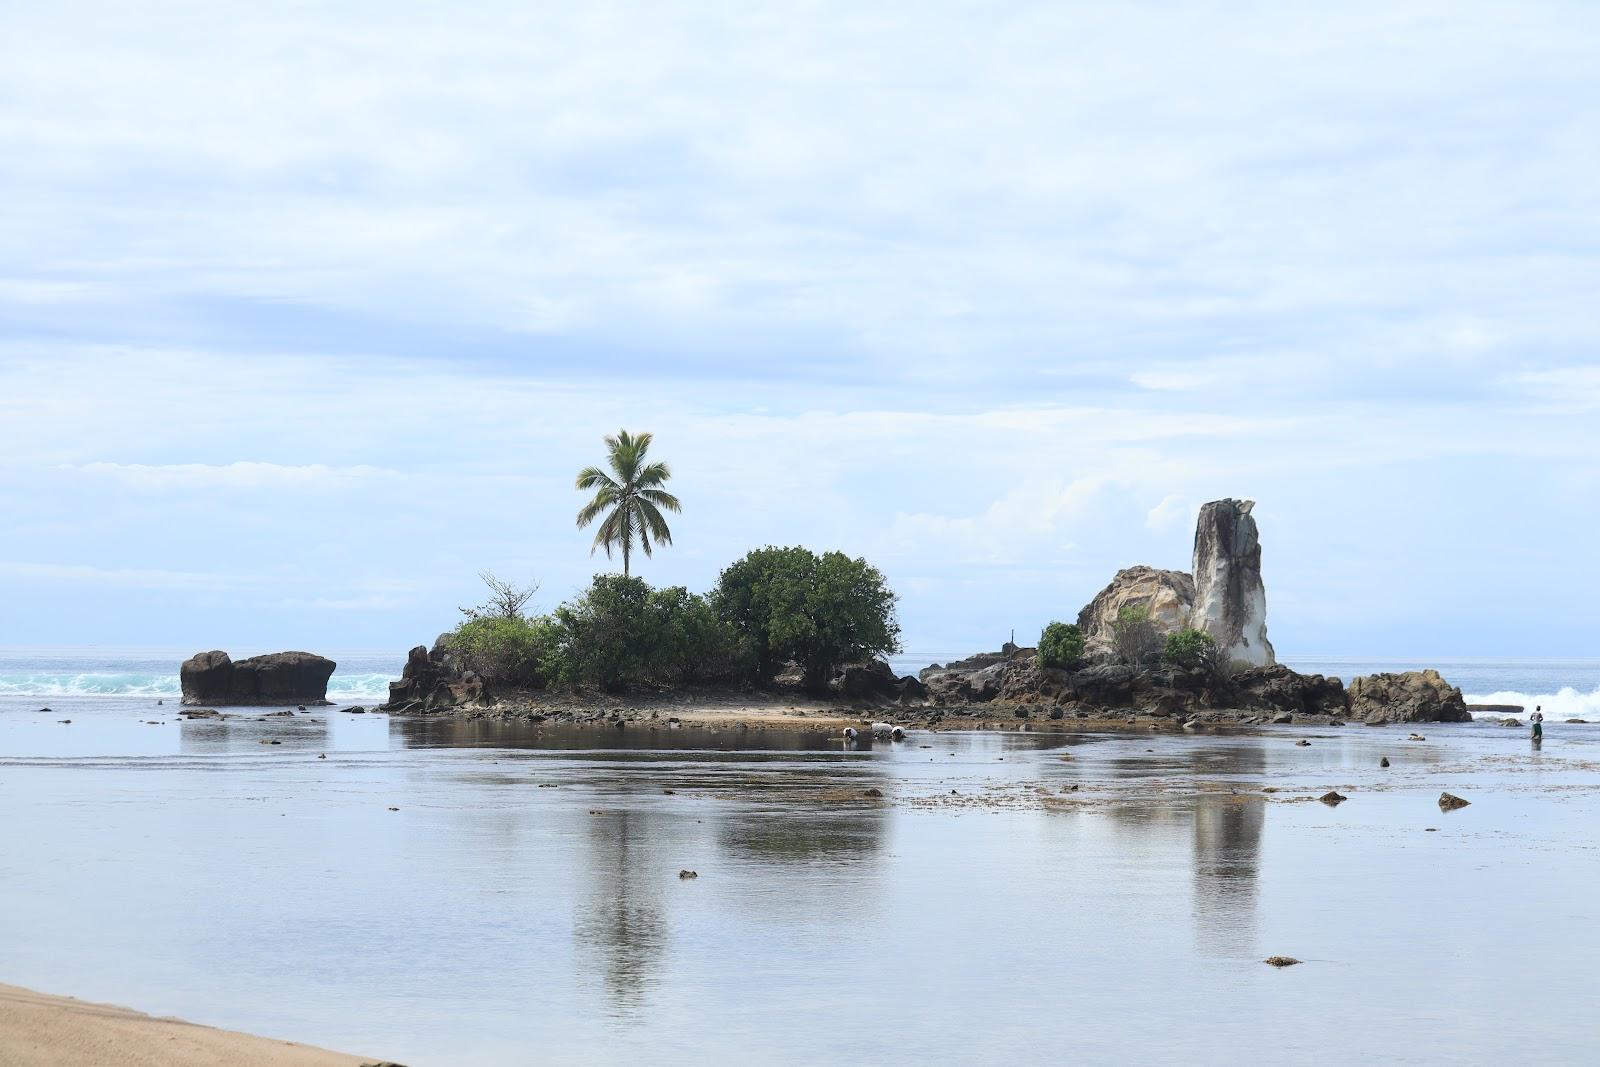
1531, 705, 1544, 742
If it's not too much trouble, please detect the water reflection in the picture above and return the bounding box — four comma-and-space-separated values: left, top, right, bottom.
176, 711, 332, 754
716, 809, 886, 864
575, 809, 669, 1013
390, 717, 841, 753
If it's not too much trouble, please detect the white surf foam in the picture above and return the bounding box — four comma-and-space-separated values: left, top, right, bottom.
1465, 687, 1600, 721
0, 670, 393, 701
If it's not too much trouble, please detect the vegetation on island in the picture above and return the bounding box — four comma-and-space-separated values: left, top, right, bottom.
1036, 621, 1085, 669
438, 548, 900, 695
1109, 606, 1162, 666
1160, 627, 1216, 670
436, 432, 905, 696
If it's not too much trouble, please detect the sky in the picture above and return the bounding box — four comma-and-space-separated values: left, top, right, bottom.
2, 1, 1598, 660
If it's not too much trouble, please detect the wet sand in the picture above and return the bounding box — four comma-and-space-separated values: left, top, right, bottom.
0, 984, 380, 1067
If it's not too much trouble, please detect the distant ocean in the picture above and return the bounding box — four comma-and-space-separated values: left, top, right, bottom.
3, 647, 1598, 720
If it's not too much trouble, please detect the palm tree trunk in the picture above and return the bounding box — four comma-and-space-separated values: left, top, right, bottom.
623, 538, 630, 576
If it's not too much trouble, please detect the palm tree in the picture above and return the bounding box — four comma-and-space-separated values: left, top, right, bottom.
575, 430, 681, 576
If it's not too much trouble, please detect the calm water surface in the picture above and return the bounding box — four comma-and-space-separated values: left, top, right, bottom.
3, 695, 1599, 1065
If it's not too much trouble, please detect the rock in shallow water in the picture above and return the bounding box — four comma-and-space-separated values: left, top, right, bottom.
1439, 792, 1471, 811
1264, 956, 1302, 967
1347, 670, 1470, 724
181, 650, 335, 706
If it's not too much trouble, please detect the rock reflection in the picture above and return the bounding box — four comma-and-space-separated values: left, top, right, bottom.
176, 712, 331, 754
1189, 792, 1263, 957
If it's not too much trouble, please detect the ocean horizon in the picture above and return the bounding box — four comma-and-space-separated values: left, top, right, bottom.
4, 645, 1598, 720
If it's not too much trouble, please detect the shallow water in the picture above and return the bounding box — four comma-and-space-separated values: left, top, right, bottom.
3, 695, 1599, 1065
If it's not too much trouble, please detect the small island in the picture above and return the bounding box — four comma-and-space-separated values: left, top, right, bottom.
378, 492, 1469, 731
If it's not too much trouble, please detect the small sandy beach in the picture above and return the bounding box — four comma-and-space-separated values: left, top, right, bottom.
0, 984, 385, 1067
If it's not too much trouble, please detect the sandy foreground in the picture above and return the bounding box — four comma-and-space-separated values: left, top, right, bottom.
0, 984, 393, 1067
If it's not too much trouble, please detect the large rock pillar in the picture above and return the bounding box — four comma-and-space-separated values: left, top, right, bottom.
1188, 499, 1275, 666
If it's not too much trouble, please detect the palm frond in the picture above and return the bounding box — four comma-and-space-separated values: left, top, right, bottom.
637, 487, 681, 513
575, 466, 618, 492
635, 462, 673, 489
636, 498, 675, 545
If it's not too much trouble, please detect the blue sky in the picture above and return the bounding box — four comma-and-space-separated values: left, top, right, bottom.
2, 2, 1598, 659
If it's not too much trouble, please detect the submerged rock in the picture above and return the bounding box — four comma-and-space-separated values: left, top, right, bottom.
1264, 956, 1302, 967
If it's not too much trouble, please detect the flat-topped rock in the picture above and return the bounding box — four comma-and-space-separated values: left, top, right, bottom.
1347, 669, 1470, 724
180, 650, 335, 706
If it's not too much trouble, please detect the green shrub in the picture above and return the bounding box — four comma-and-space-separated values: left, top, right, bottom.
554, 575, 751, 691
1110, 606, 1162, 666
1161, 628, 1217, 670
714, 546, 901, 694
440, 614, 562, 688
1037, 621, 1085, 669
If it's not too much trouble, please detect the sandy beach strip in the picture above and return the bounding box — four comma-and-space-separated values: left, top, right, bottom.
0, 983, 390, 1067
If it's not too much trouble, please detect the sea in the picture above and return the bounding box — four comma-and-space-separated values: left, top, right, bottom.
3, 647, 1599, 718
4, 647, 1600, 1065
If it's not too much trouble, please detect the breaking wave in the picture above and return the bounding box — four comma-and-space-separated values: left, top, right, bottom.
0, 671, 393, 701
1465, 687, 1600, 721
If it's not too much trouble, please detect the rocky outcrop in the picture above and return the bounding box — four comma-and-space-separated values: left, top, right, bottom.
918, 653, 1350, 721
381, 643, 487, 713
1076, 567, 1195, 658
1230, 664, 1345, 716
918, 642, 1034, 682
1346, 670, 1470, 724
1189, 499, 1274, 666
833, 659, 928, 705
1076, 498, 1275, 667
180, 651, 335, 706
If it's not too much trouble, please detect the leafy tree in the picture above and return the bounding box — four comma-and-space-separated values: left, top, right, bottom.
1037, 621, 1085, 669
714, 546, 900, 694
555, 573, 657, 690
1110, 606, 1162, 666
574, 429, 681, 576
1161, 628, 1217, 670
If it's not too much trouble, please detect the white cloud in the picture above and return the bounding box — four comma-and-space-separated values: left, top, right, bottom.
0, 561, 263, 591
1145, 495, 1190, 531
67, 461, 399, 491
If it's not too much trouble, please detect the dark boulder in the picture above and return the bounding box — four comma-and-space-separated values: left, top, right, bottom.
832, 659, 928, 705
1230, 664, 1346, 716
180, 651, 335, 706
381, 644, 487, 713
